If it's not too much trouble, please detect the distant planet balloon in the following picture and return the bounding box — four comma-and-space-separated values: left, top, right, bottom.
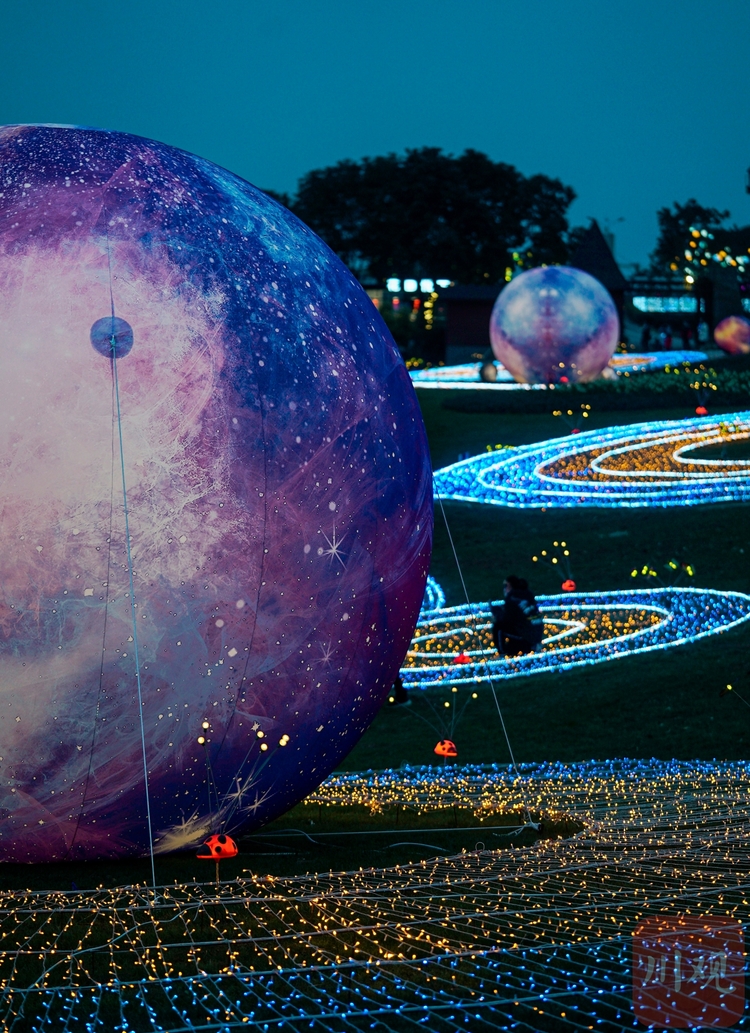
713, 315, 750, 355
0, 124, 432, 862
489, 266, 620, 384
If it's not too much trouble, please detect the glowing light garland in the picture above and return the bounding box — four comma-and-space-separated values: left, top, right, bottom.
420, 574, 446, 614
4, 758, 750, 1031
409, 352, 708, 390
404, 587, 750, 689
433, 412, 750, 508
311, 756, 750, 822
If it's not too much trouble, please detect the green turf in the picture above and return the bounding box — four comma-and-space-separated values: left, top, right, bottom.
339, 390, 750, 772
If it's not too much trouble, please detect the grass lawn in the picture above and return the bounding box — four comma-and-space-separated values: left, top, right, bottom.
339, 389, 750, 772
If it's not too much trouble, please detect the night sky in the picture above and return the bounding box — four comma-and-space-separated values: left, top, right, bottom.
1, 0, 748, 269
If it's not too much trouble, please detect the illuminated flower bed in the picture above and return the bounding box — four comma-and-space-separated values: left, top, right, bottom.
403, 587, 750, 689
410, 351, 707, 389
433, 412, 750, 508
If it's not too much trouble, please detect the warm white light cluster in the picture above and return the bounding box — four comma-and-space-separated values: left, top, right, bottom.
4, 758, 749, 1031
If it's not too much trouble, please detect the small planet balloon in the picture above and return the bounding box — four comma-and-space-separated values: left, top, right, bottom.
713, 315, 750, 356
490, 266, 620, 384
0, 125, 432, 862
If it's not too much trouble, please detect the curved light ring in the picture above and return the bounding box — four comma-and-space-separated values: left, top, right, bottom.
401, 587, 750, 689
407, 616, 588, 658
434, 412, 750, 508
581, 427, 750, 480
420, 575, 446, 615
672, 439, 750, 468
409, 351, 708, 389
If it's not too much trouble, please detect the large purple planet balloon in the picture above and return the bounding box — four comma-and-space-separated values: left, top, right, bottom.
0, 125, 432, 862
490, 266, 619, 384
714, 314, 750, 355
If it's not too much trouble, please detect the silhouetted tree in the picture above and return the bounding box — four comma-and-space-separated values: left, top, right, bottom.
290, 148, 575, 284
650, 199, 729, 273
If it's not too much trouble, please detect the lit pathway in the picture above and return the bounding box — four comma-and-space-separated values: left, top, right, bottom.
409, 350, 707, 389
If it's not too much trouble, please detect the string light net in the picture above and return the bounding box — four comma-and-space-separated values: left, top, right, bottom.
0, 124, 432, 862
2, 758, 750, 1030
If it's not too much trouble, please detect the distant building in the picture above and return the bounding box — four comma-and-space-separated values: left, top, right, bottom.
569, 221, 628, 331
435, 284, 501, 364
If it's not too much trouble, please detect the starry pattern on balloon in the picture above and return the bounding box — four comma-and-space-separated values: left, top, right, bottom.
0, 124, 433, 862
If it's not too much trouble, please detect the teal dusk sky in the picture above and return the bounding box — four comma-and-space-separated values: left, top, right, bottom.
1, 0, 748, 268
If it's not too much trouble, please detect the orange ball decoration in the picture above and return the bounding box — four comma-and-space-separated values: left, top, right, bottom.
197, 834, 239, 860
434, 739, 458, 758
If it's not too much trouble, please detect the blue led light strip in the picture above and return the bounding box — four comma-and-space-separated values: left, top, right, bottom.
404, 587, 750, 689
420, 575, 446, 614
410, 351, 708, 389
434, 412, 750, 508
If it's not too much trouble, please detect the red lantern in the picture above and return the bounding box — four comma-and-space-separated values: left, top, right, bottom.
434, 739, 457, 758
695, 406, 708, 416
454, 652, 471, 665
561, 579, 576, 592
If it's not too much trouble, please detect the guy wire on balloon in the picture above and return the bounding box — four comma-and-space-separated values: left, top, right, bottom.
435, 493, 538, 830
106, 224, 157, 891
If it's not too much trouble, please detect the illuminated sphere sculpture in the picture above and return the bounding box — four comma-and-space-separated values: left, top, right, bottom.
490, 266, 619, 384
714, 314, 750, 355
0, 125, 432, 862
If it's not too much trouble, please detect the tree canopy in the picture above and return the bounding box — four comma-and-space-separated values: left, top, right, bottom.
287, 148, 576, 285
650, 198, 730, 273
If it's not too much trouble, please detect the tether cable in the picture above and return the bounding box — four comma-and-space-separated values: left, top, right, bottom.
105, 226, 157, 889
435, 493, 536, 825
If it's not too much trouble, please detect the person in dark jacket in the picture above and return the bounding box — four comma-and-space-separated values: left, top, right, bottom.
491, 575, 544, 657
